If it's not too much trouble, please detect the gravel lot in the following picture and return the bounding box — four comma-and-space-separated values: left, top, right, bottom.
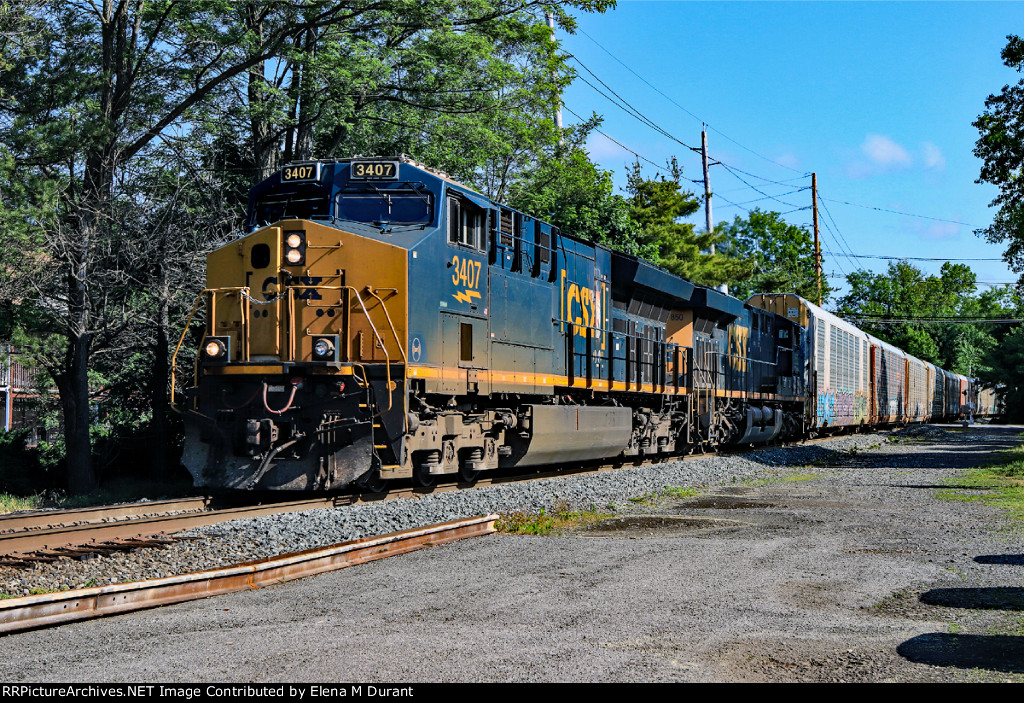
0, 424, 1022, 682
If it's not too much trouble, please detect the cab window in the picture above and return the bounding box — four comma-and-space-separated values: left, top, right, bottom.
447, 196, 484, 250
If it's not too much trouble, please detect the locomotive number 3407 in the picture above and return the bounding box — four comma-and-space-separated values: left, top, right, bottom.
451, 255, 482, 289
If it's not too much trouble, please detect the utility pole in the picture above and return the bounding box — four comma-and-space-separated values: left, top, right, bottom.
546, 12, 563, 135
702, 128, 727, 294
812, 172, 821, 307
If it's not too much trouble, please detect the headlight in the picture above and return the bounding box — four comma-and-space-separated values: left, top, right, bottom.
311, 335, 338, 361
283, 230, 306, 266
203, 336, 228, 362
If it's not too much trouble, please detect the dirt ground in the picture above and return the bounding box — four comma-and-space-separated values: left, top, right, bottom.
586, 424, 1024, 682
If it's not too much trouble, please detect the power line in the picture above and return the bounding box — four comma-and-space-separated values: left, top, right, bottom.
566, 35, 986, 248
846, 254, 1003, 262
559, 103, 665, 170
820, 197, 981, 228
576, 28, 806, 175
569, 57, 700, 154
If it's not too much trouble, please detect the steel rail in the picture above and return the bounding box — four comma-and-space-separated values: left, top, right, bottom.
0, 497, 347, 558
0, 515, 497, 634
0, 497, 213, 533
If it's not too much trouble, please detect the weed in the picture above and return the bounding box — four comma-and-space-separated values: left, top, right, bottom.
946, 567, 968, 582
660, 486, 699, 499
27, 587, 60, 596
496, 501, 611, 536
0, 493, 44, 514
938, 442, 1024, 522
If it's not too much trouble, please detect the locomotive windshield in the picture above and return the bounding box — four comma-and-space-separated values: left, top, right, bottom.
250, 191, 330, 228
335, 186, 434, 226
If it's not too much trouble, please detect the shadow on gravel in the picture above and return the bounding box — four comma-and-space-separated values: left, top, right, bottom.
920, 587, 1024, 610
898, 633, 1024, 673
975, 555, 1024, 566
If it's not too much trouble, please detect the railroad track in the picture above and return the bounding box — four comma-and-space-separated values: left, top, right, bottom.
0, 496, 353, 566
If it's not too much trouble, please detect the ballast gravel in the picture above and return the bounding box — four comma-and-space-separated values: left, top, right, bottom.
0, 432, 895, 595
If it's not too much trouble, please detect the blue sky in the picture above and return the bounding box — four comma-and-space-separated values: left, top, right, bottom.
557, 1, 1021, 303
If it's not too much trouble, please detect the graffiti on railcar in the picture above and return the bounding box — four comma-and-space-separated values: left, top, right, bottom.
854, 393, 868, 422
817, 389, 836, 425
817, 389, 869, 425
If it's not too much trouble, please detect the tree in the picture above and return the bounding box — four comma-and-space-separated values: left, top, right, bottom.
974, 34, 1024, 282
0, 0, 612, 493
504, 117, 642, 254
626, 159, 750, 286
716, 208, 829, 302
836, 261, 1011, 372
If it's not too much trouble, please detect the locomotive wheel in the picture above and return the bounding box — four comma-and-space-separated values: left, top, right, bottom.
413, 451, 439, 488
355, 468, 387, 494
413, 463, 436, 488
458, 464, 481, 484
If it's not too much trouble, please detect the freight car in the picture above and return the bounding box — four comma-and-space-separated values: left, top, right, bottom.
174, 156, 996, 492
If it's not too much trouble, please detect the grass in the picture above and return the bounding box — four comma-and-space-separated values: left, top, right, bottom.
0, 493, 45, 514
936, 442, 1024, 522
629, 485, 701, 505
0, 476, 196, 516
748, 469, 826, 486
496, 501, 612, 536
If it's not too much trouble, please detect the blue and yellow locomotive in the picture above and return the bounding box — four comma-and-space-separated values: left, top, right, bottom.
176, 156, 994, 493
176, 156, 809, 491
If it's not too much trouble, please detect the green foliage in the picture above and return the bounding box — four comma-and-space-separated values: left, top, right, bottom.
717, 208, 829, 302
836, 261, 1014, 375
984, 324, 1024, 421
974, 35, 1024, 281
505, 120, 642, 253
625, 159, 749, 286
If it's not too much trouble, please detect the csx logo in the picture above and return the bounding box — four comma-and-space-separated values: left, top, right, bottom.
262, 275, 323, 301
729, 325, 749, 372
560, 269, 603, 342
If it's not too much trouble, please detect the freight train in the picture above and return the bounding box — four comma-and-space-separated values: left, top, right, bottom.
173, 156, 997, 492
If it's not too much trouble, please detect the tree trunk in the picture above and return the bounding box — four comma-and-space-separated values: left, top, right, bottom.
149, 275, 170, 480
63, 329, 96, 494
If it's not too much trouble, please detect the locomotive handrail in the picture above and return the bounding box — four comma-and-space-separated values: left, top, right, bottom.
283, 283, 404, 418
170, 286, 252, 413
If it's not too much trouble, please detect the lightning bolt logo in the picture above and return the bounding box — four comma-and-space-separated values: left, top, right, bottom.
452, 289, 482, 304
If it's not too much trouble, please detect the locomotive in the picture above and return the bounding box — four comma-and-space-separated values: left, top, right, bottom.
174, 156, 995, 492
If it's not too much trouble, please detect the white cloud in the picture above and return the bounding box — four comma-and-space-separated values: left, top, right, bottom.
861, 134, 912, 169
921, 142, 946, 171
773, 152, 801, 170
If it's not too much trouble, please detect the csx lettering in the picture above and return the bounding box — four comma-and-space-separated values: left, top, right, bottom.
261, 275, 323, 300
290, 275, 323, 300
560, 269, 603, 341
729, 325, 749, 372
